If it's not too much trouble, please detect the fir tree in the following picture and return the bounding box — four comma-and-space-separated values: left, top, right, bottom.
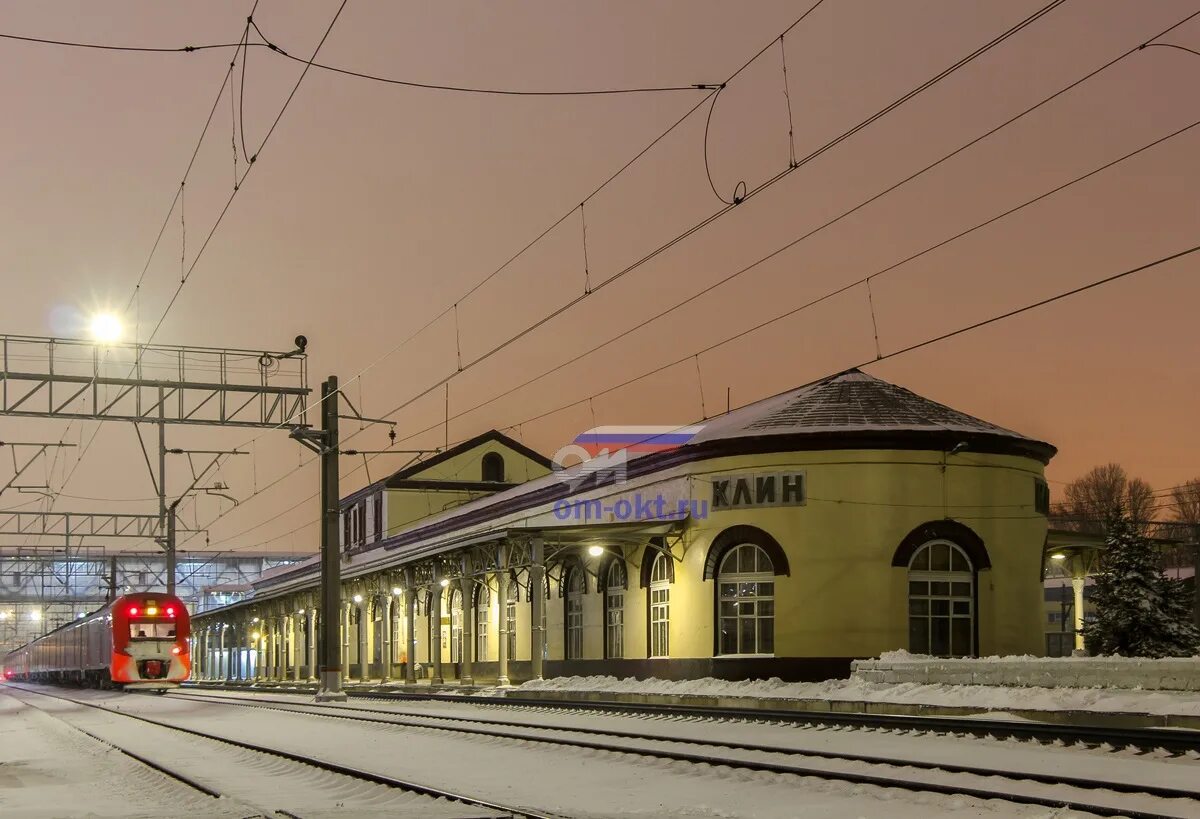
1083, 510, 1200, 657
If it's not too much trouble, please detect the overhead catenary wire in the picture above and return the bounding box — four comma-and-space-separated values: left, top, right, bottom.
0, 22, 719, 97
183, 0, 1103, 550
384, 117, 1200, 464
197, 112, 1200, 552
206, 243, 1200, 552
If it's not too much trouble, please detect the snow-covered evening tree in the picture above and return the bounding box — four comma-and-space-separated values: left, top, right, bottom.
1084, 510, 1200, 657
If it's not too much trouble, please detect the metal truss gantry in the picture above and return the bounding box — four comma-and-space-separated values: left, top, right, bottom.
0, 510, 197, 541
0, 334, 309, 428
0, 548, 306, 653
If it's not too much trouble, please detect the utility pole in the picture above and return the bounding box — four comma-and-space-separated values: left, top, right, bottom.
294, 376, 344, 702
318, 377, 343, 701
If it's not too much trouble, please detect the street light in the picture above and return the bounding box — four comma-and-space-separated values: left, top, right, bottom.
88, 313, 122, 343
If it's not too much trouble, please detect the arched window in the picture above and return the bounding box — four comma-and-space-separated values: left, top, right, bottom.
565, 568, 585, 660
908, 540, 974, 657
449, 588, 463, 664
506, 579, 518, 660
716, 543, 774, 656
605, 560, 626, 659
481, 452, 505, 482
476, 584, 489, 662
649, 552, 671, 658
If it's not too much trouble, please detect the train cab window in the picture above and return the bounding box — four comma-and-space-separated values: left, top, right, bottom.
130, 623, 176, 639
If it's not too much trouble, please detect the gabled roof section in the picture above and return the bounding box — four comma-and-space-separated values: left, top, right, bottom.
339, 429, 553, 507
384, 429, 552, 485
690, 369, 1055, 461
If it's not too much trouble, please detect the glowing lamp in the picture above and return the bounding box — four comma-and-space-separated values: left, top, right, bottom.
353, 594, 363, 603
165, 607, 176, 617
438, 579, 449, 588
128, 606, 139, 616
171, 646, 182, 655
587, 545, 604, 557
391, 587, 403, 596
252, 632, 261, 641
1049, 553, 1067, 561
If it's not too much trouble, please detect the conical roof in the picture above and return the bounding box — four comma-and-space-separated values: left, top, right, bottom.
689, 369, 1055, 462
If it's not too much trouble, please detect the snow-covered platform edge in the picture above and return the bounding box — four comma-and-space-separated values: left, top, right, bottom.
502, 658, 1200, 725
852, 650, 1200, 691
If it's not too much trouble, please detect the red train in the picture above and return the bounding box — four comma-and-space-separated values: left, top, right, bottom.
2, 593, 192, 690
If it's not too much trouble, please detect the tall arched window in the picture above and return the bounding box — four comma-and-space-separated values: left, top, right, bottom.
605, 560, 626, 659
908, 540, 974, 657
565, 568, 585, 660
476, 584, 489, 662
649, 552, 671, 658
481, 452, 505, 482
717, 543, 774, 656
449, 588, 463, 664
506, 580, 518, 660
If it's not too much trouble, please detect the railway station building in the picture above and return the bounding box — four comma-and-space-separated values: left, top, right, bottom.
189, 369, 1057, 685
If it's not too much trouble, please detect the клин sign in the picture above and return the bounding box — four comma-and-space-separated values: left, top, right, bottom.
711, 471, 805, 509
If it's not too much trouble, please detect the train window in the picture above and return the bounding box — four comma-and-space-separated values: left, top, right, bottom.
130, 623, 176, 639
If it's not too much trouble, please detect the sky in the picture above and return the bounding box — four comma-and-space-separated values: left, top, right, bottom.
1, 0, 1197, 556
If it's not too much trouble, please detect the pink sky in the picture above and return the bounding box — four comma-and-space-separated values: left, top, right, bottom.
1, 1, 1197, 554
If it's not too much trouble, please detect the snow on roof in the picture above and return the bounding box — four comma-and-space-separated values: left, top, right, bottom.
691, 369, 1047, 443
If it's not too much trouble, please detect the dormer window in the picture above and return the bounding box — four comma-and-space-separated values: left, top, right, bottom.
481, 452, 505, 483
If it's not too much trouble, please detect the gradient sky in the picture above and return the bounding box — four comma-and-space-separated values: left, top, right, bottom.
1, 1, 1197, 555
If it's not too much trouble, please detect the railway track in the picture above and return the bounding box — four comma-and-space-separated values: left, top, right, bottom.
6, 684, 551, 819
167, 687, 1200, 818
184, 680, 1200, 755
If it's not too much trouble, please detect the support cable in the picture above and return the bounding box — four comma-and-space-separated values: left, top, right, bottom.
210, 243, 1200, 552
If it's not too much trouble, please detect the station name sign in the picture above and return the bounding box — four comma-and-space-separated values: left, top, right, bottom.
711, 471, 806, 510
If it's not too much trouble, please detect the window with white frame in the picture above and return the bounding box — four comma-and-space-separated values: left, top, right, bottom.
449, 588, 463, 664
908, 540, 974, 657
476, 585, 489, 661
717, 543, 775, 656
565, 567, 585, 660
605, 560, 625, 659
649, 552, 671, 658
506, 580, 518, 660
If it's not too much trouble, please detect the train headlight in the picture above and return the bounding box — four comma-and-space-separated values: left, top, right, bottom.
165, 607, 175, 617
129, 606, 139, 616
146, 606, 158, 616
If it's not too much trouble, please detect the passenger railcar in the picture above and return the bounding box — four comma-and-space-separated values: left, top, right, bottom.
2, 593, 191, 689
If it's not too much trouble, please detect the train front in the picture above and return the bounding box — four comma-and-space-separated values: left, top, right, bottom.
111, 594, 191, 689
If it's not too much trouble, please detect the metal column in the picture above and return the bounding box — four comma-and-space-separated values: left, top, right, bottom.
380, 593, 392, 683
460, 555, 474, 685
529, 535, 545, 681
315, 376, 346, 702
358, 599, 369, 683
404, 580, 417, 685
495, 556, 510, 687
307, 608, 318, 681
430, 566, 444, 685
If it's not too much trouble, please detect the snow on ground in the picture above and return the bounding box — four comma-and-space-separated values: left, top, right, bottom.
25, 685, 1126, 818
508, 673, 1200, 717
0, 690, 243, 819
170, 687, 1200, 793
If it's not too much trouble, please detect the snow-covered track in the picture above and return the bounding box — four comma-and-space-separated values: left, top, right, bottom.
168, 688, 1200, 818
7, 687, 222, 800
7, 684, 546, 818
186, 681, 1200, 755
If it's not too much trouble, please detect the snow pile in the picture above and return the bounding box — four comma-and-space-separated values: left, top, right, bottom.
508, 673, 1200, 716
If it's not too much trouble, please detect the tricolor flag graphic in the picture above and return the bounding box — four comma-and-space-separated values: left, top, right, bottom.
570, 425, 704, 457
